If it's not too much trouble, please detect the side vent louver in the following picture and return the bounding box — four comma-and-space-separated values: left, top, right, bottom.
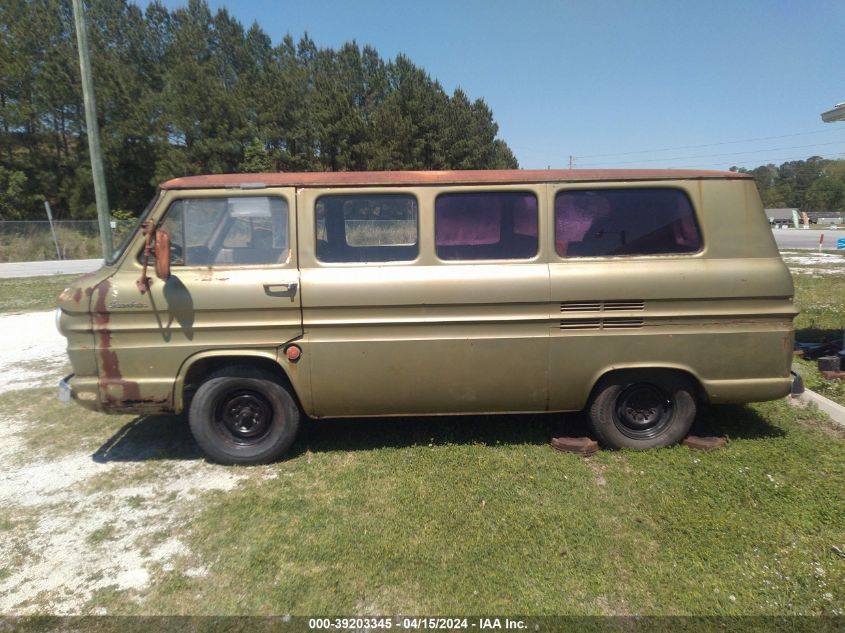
560, 300, 645, 312
559, 300, 646, 330
604, 300, 645, 311
560, 301, 602, 312
603, 318, 644, 329
559, 318, 602, 330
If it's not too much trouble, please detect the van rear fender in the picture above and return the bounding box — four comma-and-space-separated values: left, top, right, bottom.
584, 365, 708, 410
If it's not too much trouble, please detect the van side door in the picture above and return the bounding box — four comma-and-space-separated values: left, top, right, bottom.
296, 186, 550, 418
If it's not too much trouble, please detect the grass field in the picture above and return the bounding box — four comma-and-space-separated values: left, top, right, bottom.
1, 262, 843, 617
0, 275, 80, 313
5, 390, 845, 617
0, 223, 135, 263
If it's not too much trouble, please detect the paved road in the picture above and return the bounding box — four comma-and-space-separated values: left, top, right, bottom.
772, 228, 845, 250
0, 259, 103, 279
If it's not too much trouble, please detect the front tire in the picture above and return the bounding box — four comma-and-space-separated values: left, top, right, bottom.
189, 367, 300, 465
587, 372, 696, 449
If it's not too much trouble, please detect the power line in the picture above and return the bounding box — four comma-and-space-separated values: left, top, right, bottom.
616, 152, 845, 170
577, 141, 845, 167
512, 127, 845, 159
575, 129, 845, 159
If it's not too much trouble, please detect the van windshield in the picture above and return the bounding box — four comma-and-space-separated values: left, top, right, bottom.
106, 191, 160, 265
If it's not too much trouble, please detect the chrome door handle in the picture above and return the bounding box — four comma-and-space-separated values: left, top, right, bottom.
263, 282, 298, 297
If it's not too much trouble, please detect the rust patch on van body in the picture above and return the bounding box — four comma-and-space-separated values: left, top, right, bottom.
92, 279, 155, 408
57, 270, 102, 307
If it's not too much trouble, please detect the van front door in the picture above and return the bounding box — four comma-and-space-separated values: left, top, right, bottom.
94, 189, 301, 410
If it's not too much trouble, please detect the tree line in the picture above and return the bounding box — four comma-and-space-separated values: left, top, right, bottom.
0, 0, 518, 220
732, 157, 845, 215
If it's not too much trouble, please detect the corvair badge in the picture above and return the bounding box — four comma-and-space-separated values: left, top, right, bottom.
109, 301, 148, 309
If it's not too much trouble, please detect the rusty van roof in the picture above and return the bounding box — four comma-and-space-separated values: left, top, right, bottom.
160, 169, 751, 190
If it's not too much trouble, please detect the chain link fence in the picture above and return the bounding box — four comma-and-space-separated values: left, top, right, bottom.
0, 220, 137, 262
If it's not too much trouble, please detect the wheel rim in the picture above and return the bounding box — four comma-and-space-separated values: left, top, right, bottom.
613, 383, 673, 440
215, 390, 274, 445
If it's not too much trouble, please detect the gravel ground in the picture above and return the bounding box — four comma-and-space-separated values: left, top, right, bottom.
0, 311, 69, 394
779, 251, 845, 275
0, 259, 102, 279
0, 310, 243, 614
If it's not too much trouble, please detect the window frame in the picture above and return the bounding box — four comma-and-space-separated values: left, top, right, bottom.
138, 192, 294, 269
313, 192, 421, 265
551, 185, 705, 260
432, 189, 541, 263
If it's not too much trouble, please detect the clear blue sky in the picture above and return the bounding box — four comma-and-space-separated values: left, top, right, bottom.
143, 0, 845, 170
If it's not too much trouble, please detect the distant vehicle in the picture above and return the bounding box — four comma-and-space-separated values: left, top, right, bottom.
765, 208, 798, 228
57, 169, 797, 463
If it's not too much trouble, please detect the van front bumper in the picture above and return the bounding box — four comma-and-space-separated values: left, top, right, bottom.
58, 373, 102, 410
58, 374, 73, 403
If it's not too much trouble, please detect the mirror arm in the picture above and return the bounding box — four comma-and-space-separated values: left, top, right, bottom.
136, 221, 154, 294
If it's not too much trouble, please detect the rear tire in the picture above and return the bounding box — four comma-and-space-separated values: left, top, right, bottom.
188, 367, 300, 465
587, 372, 696, 449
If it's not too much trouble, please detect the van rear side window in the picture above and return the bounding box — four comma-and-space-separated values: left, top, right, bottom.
554, 188, 702, 257
435, 192, 538, 260
316, 194, 418, 263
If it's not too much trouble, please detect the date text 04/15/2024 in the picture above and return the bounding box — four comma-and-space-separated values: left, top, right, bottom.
307, 617, 527, 630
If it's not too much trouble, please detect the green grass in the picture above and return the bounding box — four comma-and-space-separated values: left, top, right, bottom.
0, 274, 82, 313
7, 383, 844, 617
0, 224, 135, 263
790, 266, 845, 407
0, 227, 102, 262
77, 401, 842, 616
792, 274, 845, 343
86, 523, 118, 545
793, 358, 845, 407
1, 387, 133, 462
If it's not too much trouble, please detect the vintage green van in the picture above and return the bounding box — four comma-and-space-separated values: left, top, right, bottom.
57, 169, 797, 464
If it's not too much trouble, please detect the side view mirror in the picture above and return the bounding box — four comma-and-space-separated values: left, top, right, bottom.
154, 229, 171, 281
137, 223, 171, 294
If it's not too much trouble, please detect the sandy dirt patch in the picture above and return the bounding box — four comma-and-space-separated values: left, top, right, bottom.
0, 311, 68, 394
0, 310, 245, 614
780, 252, 845, 266
781, 251, 845, 275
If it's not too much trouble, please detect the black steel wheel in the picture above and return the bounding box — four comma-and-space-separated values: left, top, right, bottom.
613, 383, 674, 440
216, 390, 274, 445
587, 371, 696, 449
189, 367, 300, 465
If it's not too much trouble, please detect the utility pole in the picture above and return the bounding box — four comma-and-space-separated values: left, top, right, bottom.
569, 155, 575, 169
72, 0, 112, 259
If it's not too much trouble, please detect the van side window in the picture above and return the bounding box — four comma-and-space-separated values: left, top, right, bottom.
159, 196, 289, 266
315, 194, 418, 263
554, 188, 701, 257
435, 192, 538, 260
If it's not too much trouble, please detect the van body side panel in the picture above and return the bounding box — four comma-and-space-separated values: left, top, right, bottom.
547, 180, 796, 411
297, 185, 551, 418
697, 179, 783, 259
88, 188, 303, 413
300, 265, 550, 417
57, 172, 795, 422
